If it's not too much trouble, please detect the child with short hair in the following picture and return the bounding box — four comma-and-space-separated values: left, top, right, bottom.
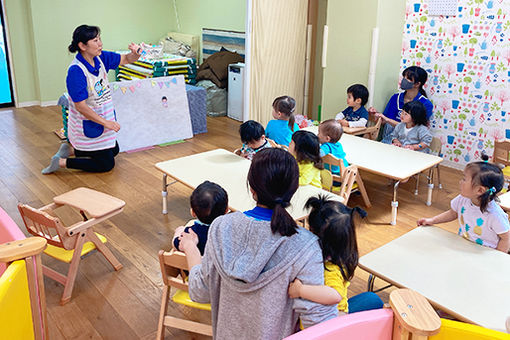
335, 84, 370, 128
173, 181, 228, 255
265, 95, 300, 146
318, 119, 349, 175
288, 196, 383, 314
391, 101, 432, 153
289, 130, 323, 188
236, 120, 272, 160
418, 155, 510, 253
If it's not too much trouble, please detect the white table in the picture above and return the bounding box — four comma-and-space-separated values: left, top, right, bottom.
155, 149, 344, 220
499, 192, 510, 212
304, 126, 443, 224
359, 226, 510, 332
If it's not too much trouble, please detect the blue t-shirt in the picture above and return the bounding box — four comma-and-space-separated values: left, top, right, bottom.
173, 221, 210, 255
66, 51, 121, 102
342, 106, 369, 122
320, 142, 348, 175
244, 206, 273, 221
265, 119, 300, 146
383, 92, 433, 122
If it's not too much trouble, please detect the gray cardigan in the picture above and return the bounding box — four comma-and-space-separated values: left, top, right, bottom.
188, 212, 338, 339
391, 123, 433, 153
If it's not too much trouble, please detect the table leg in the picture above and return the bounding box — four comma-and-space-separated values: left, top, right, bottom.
162, 174, 168, 214
426, 168, 434, 207
368, 274, 375, 292
414, 174, 420, 196
391, 181, 400, 225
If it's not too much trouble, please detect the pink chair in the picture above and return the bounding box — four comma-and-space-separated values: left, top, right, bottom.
285, 309, 394, 340
0, 207, 25, 275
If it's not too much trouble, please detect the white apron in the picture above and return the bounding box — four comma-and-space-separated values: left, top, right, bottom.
67, 57, 117, 151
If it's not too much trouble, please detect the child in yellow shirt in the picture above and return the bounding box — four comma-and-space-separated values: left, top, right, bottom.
289, 130, 323, 188
289, 196, 383, 314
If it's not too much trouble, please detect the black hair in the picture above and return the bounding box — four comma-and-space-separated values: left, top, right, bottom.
347, 84, 369, 107
305, 195, 366, 281
190, 181, 228, 225
402, 66, 428, 98
291, 130, 324, 170
320, 119, 343, 143
162, 96, 167, 100
272, 96, 297, 132
248, 148, 299, 236
239, 120, 265, 143
402, 101, 428, 126
69, 25, 101, 53
465, 154, 504, 213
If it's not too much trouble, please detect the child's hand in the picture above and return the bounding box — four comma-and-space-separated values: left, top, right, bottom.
128, 42, 142, 55
179, 229, 199, 252
288, 279, 303, 299
339, 119, 349, 127
368, 107, 378, 115
392, 140, 402, 147
417, 217, 433, 226
403, 145, 415, 150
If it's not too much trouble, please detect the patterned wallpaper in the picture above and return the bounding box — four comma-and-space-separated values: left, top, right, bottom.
402, 0, 510, 168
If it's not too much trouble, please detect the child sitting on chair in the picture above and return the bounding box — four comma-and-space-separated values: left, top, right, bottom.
335, 84, 370, 128
391, 101, 432, 153
418, 154, 510, 253
289, 130, 324, 188
173, 181, 228, 255
318, 119, 349, 175
265, 95, 300, 146
236, 120, 272, 160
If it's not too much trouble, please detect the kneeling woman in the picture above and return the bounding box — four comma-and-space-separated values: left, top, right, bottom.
43, 25, 140, 174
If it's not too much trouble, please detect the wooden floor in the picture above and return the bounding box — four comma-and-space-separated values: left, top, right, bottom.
0, 106, 463, 340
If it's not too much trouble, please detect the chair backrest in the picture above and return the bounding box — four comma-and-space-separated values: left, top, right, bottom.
321, 154, 358, 203
158, 249, 189, 291
430, 137, 442, 156
17, 204, 74, 250
493, 140, 510, 166
284, 308, 394, 340
267, 138, 288, 151
364, 117, 382, 140
322, 154, 348, 179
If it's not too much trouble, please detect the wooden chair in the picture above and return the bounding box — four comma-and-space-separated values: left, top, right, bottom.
267, 138, 288, 150
157, 249, 212, 339
17, 187, 125, 305
363, 117, 382, 140
321, 154, 371, 208
415, 137, 443, 195
493, 139, 510, 187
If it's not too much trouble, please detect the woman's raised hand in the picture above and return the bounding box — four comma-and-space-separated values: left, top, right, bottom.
104, 121, 121, 132
128, 42, 141, 55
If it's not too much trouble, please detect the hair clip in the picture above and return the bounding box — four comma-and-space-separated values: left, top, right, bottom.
487, 186, 496, 194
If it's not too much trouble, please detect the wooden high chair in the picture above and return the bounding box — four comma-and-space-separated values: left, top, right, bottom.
363, 117, 382, 140
321, 154, 371, 208
17, 187, 125, 305
493, 139, 510, 186
157, 249, 212, 339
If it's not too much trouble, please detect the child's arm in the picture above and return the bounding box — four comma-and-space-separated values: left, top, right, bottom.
289, 279, 342, 305
392, 139, 403, 147
403, 142, 429, 151
496, 231, 510, 253
417, 209, 458, 226
172, 226, 186, 251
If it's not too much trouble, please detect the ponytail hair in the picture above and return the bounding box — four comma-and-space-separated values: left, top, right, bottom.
465, 153, 505, 213
69, 25, 101, 53
272, 95, 297, 131
291, 130, 324, 170
402, 66, 428, 98
305, 195, 366, 281
248, 148, 299, 236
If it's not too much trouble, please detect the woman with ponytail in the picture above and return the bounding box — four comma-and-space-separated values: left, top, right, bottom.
368, 66, 434, 144
42, 25, 141, 174
177, 148, 337, 339
418, 154, 510, 253
288, 196, 384, 316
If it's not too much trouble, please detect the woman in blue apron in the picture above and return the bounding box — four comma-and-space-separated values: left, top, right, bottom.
369, 66, 433, 144
43, 25, 141, 174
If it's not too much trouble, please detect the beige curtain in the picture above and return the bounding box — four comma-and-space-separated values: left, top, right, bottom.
249, 0, 308, 126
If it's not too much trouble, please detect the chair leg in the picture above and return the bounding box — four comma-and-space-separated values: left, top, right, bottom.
88, 231, 123, 271
355, 174, 372, 208
157, 285, 171, 340
61, 233, 87, 305
436, 165, 442, 189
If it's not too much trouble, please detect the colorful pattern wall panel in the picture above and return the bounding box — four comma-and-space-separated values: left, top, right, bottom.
402, 0, 510, 167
